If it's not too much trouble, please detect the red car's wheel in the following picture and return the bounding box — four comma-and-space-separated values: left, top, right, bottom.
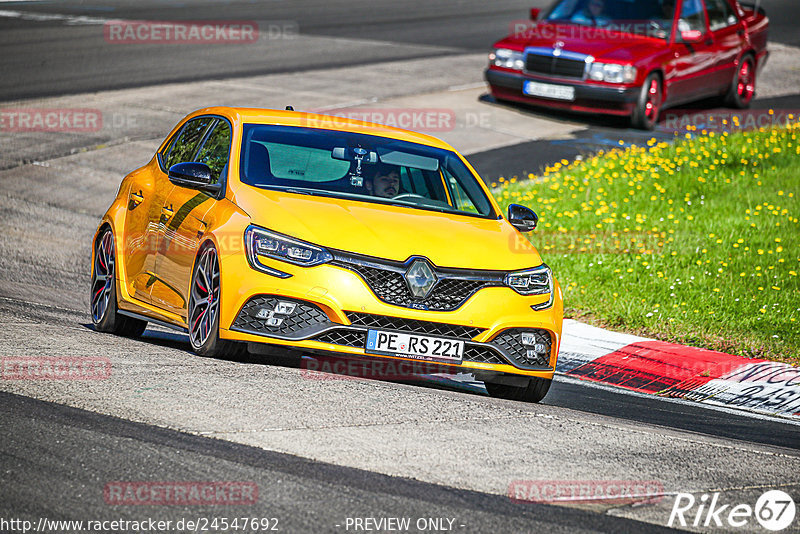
91, 227, 147, 337
631, 73, 662, 130
725, 55, 756, 109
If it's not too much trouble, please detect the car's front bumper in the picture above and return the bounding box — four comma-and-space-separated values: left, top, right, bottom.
485, 68, 640, 117
218, 250, 563, 379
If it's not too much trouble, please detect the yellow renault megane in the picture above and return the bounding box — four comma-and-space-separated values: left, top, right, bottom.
91, 107, 563, 402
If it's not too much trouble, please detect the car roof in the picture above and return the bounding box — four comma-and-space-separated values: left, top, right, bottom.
190, 106, 456, 152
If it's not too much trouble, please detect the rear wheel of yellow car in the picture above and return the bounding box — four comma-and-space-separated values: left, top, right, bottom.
188, 243, 246, 359
91, 227, 147, 337
485, 377, 551, 403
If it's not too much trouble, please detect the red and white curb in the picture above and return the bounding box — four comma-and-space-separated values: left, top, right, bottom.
432, 320, 799, 422
557, 320, 800, 421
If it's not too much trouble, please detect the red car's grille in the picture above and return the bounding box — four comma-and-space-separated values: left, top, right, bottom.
525, 53, 586, 79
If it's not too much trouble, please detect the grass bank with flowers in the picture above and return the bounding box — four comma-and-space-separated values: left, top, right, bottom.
492, 122, 799, 363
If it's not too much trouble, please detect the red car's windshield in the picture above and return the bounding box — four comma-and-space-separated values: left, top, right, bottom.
544, 0, 677, 38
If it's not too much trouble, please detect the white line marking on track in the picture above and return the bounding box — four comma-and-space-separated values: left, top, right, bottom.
0, 9, 111, 25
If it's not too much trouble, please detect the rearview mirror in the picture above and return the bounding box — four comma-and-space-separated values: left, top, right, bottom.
530, 8, 540, 20
331, 147, 378, 163
508, 204, 538, 232
677, 29, 704, 44
168, 162, 221, 195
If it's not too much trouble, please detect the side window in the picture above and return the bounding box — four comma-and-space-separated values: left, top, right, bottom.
164, 117, 214, 169
706, 0, 737, 31
444, 171, 478, 214
196, 120, 231, 184
679, 0, 707, 32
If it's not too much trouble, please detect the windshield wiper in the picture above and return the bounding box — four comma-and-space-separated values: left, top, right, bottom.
284, 187, 318, 196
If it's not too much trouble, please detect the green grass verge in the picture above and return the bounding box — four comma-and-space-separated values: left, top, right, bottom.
492, 123, 800, 364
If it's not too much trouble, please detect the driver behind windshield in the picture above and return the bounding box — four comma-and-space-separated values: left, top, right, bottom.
571, 0, 610, 25
365, 164, 401, 198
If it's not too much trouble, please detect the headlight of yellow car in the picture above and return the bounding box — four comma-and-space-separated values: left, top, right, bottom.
245, 225, 333, 276
504, 264, 552, 296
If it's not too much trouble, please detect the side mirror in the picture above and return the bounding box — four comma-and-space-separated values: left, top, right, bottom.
677, 29, 704, 44
168, 162, 221, 195
508, 204, 538, 232
530, 7, 540, 20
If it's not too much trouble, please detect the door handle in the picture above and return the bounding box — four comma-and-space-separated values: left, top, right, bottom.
705, 38, 713, 46
161, 205, 174, 218
129, 191, 144, 204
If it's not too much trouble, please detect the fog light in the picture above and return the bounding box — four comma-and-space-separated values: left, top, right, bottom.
526, 349, 545, 360
274, 301, 296, 315
520, 332, 537, 345
256, 300, 297, 328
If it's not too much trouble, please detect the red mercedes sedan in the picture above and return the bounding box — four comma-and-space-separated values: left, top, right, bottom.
485, 0, 768, 129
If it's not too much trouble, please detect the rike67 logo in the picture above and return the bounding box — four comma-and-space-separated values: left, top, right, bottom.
668, 490, 796, 531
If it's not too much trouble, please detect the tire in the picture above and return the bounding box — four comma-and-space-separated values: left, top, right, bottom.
485, 377, 552, 403
91, 228, 147, 337
631, 73, 662, 130
188, 243, 246, 359
724, 54, 756, 109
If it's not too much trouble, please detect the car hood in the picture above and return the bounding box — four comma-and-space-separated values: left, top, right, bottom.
506, 22, 661, 62
234, 188, 543, 271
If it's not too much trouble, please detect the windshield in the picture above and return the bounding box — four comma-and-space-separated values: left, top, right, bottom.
239, 124, 496, 218
544, 0, 677, 38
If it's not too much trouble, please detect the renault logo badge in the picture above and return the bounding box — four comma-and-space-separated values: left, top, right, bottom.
404, 259, 437, 299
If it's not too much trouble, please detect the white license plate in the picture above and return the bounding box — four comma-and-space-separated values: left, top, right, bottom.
366, 330, 464, 364
523, 80, 575, 101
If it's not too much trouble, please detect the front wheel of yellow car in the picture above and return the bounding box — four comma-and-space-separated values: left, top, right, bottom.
485, 377, 552, 403
188, 244, 246, 359
91, 228, 147, 337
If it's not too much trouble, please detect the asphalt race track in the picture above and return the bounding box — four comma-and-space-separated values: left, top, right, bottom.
1, 1, 800, 533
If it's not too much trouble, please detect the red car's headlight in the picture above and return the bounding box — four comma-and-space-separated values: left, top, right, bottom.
489, 48, 525, 70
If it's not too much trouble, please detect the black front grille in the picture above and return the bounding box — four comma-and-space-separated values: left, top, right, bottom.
314, 325, 507, 366
346, 312, 485, 340
491, 329, 552, 368
331, 256, 503, 312
525, 53, 586, 79
313, 328, 365, 348
463, 345, 506, 365
232, 296, 331, 338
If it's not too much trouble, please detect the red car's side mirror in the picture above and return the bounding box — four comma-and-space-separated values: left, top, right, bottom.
678, 29, 704, 44
530, 7, 540, 20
